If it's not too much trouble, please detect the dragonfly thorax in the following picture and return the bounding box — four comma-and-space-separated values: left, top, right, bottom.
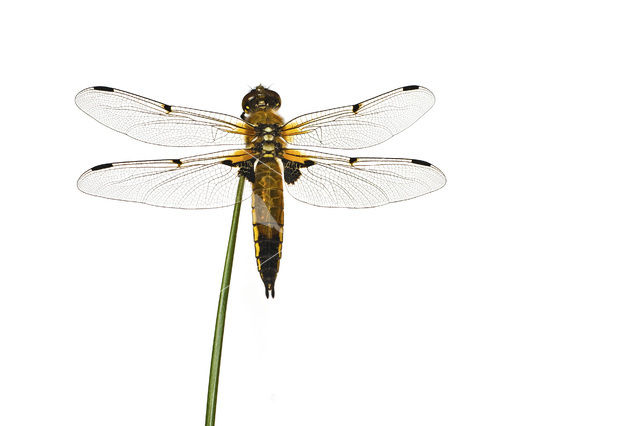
256, 123, 281, 138
253, 123, 284, 155
255, 138, 283, 156
262, 141, 276, 152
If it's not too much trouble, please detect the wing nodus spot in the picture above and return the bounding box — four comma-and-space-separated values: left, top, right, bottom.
172, 159, 182, 166
411, 159, 432, 167
162, 104, 172, 113
93, 86, 114, 92
349, 157, 358, 165
352, 103, 361, 113
402, 85, 420, 91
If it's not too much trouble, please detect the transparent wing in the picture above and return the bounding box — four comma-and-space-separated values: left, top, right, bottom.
77, 149, 255, 209
75, 86, 254, 147
281, 149, 446, 208
280, 85, 435, 150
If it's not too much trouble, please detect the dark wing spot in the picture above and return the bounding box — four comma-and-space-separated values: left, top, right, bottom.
282, 158, 314, 184
237, 160, 256, 183
402, 85, 420, 91
282, 159, 301, 184
91, 163, 113, 171
162, 104, 172, 112
352, 103, 361, 113
93, 86, 114, 92
284, 168, 301, 184
349, 157, 358, 165
411, 159, 432, 167
221, 159, 233, 166
171, 159, 182, 166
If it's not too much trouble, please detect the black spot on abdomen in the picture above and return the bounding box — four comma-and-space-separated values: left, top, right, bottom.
257, 237, 280, 290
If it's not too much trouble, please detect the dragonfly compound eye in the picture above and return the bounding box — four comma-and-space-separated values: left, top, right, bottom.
242, 86, 282, 113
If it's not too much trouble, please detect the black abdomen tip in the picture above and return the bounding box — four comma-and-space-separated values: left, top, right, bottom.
264, 283, 275, 299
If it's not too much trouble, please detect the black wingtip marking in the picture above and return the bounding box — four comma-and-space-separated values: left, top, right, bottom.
352, 103, 361, 113
349, 157, 358, 165
402, 85, 420, 91
93, 86, 114, 92
172, 159, 182, 166
162, 104, 172, 112
411, 159, 432, 167
91, 163, 114, 171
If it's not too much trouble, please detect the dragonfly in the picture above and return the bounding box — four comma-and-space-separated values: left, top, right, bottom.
76, 84, 446, 298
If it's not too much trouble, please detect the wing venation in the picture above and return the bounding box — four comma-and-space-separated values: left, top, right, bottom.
281, 149, 446, 208
77, 149, 254, 209
75, 87, 253, 147
280, 86, 435, 149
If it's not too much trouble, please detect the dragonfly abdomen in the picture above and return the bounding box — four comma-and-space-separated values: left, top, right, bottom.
251, 157, 284, 298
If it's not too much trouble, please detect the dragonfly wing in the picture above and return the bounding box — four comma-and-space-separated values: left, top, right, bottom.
77, 149, 256, 209
280, 149, 446, 208
75, 86, 253, 147
280, 85, 435, 150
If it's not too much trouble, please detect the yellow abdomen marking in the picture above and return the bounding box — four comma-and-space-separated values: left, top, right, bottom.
251, 157, 284, 287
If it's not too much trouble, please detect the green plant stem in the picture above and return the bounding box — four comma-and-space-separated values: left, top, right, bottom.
205, 176, 245, 426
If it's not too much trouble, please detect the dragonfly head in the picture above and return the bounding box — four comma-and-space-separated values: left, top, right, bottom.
242, 85, 281, 114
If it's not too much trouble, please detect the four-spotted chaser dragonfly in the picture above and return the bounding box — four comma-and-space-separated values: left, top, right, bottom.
76, 85, 446, 298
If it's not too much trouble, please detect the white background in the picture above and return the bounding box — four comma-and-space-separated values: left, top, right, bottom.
1, 1, 639, 425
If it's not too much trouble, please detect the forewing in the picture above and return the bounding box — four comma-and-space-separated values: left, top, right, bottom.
280, 85, 435, 150
75, 86, 253, 147
281, 150, 446, 208
77, 149, 255, 209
